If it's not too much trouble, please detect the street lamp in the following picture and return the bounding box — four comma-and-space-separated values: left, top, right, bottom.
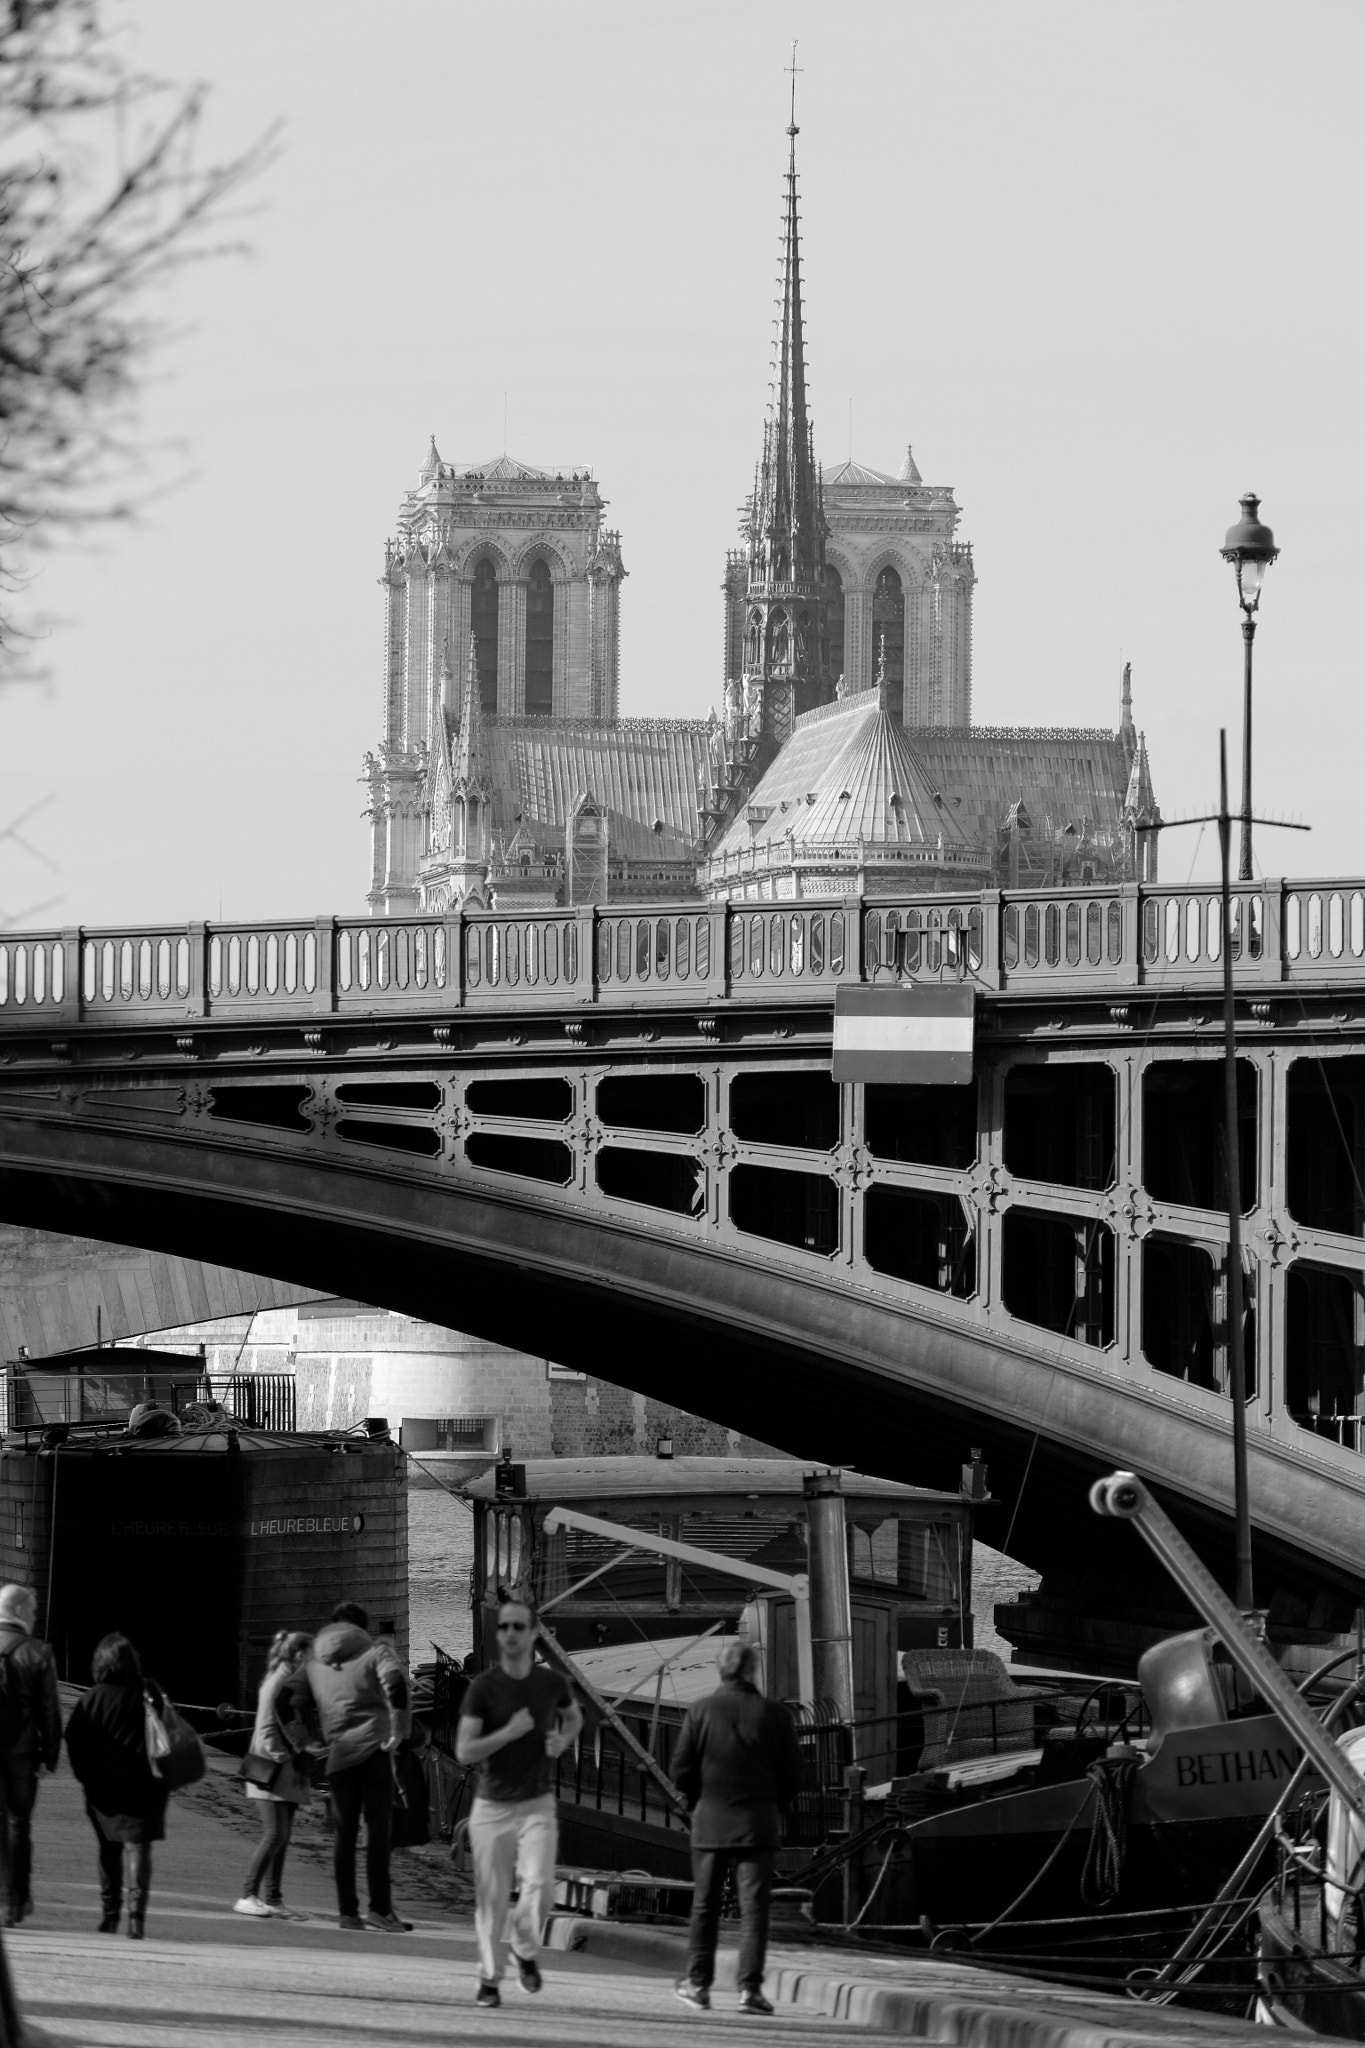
1220, 493, 1279, 881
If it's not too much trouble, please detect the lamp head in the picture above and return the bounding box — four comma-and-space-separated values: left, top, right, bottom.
1220, 492, 1279, 613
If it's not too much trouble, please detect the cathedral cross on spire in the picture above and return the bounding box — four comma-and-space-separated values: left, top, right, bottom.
786, 38, 802, 138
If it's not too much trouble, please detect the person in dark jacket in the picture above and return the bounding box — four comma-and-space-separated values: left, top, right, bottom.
670, 1637, 802, 2016
63, 1632, 170, 1939
0, 1585, 62, 1926
287, 1602, 411, 1932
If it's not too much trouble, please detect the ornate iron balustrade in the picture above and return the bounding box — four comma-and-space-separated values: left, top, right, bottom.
3, 880, 1365, 1026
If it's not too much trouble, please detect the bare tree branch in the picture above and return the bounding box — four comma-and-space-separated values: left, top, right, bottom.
0, 0, 280, 671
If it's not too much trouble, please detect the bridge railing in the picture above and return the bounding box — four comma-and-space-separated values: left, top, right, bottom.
3, 879, 1365, 1024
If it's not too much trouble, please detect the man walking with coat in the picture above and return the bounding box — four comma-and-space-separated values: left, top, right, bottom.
0, 1585, 62, 1926
670, 1637, 802, 2016
292, 1602, 411, 1932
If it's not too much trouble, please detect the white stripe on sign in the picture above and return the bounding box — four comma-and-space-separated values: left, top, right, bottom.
834, 1015, 972, 1056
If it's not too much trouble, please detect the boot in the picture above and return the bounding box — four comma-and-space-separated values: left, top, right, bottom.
124, 1847, 145, 1939
98, 1866, 121, 1934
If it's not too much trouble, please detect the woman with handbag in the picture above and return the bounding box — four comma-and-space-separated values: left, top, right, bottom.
63, 1633, 171, 1939
234, 1631, 316, 1920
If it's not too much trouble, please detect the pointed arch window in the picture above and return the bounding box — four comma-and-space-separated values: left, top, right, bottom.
826, 567, 845, 686
872, 567, 905, 723
525, 557, 553, 716
472, 558, 499, 714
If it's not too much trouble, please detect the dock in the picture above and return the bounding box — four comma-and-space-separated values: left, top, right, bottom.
3, 1746, 1285, 2047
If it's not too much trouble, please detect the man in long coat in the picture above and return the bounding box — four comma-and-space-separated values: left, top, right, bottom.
670, 1637, 802, 2016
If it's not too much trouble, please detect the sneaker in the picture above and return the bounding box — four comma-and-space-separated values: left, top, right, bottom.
514, 1952, 543, 1994
475, 1981, 501, 2008
265, 1902, 308, 1921
674, 1980, 711, 2011
367, 1910, 413, 1932
738, 1990, 775, 2015
338, 1913, 366, 1931
233, 1896, 274, 1919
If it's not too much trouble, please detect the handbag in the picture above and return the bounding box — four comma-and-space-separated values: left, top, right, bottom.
143, 1690, 171, 1773
237, 1750, 283, 1791
145, 1692, 206, 1791
390, 1746, 430, 1848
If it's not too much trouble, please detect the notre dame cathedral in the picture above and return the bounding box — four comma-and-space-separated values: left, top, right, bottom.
363, 112, 1158, 918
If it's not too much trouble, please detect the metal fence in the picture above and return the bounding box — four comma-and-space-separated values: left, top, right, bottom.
6, 878, 1365, 1030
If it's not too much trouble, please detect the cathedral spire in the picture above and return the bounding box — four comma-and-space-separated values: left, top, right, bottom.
451, 635, 489, 797
731, 50, 829, 751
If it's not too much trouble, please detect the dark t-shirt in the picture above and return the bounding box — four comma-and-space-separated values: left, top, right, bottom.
463, 1663, 573, 1803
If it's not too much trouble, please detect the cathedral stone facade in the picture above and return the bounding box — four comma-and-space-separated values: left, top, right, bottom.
362, 110, 1156, 917
364, 449, 626, 914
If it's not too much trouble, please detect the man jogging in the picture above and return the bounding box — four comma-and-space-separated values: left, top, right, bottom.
0, 1585, 61, 1926
456, 1594, 582, 2008
670, 1637, 802, 2016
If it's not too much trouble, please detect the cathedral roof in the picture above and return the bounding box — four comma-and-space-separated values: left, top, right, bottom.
455, 454, 558, 482
908, 726, 1140, 866
710, 691, 975, 864
478, 718, 710, 860
823, 457, 900, 487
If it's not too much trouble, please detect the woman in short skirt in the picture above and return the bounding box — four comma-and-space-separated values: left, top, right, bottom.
64, 1632, 169, 1939
234, 1630, 316, 1919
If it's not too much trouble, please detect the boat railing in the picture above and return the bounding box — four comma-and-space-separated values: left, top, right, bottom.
552, 1715, 688, 1833
0, 1364, 297, 1434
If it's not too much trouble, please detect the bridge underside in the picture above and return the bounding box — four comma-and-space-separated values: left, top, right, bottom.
2, 1106, 1361, 1666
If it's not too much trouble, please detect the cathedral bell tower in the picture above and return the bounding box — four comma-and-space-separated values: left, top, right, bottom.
727, 82, 829, 757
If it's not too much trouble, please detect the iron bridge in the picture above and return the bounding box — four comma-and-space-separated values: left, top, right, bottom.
4, 878, 1365, 1661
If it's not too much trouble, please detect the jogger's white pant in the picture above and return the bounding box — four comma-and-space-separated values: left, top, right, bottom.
468, 1792, 558, 1983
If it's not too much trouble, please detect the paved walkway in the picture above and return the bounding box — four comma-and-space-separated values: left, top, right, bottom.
0, 1753, 1279, 2048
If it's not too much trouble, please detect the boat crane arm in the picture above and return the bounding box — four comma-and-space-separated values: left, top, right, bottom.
542, 1504, 814, 1705
1091, 1471, 1365, 1825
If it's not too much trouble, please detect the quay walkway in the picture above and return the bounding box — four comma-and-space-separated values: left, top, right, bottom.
3, 1747, 1282, 2048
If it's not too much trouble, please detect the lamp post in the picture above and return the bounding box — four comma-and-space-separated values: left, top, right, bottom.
1220, 494, 1279, 881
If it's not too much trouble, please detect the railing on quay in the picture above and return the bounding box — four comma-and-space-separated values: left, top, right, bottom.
4, 878, 1365, 1028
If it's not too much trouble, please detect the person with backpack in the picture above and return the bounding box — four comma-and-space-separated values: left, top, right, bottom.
0, 1585, 61, 1927
288, 1602, 411, 1932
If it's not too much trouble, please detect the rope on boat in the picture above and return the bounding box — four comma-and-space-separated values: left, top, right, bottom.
1080, 1754, 1140, 1907
941, 1778, 1100, 1951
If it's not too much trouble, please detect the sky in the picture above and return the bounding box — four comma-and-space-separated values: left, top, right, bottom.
1, 0, 1363, 929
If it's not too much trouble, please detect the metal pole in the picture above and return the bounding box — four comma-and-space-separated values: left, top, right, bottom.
1092, 1471, 1365, 1826
1239, 615, 1256, 882
803, 1472, 855, 1723
1218, 730, 1255, 1613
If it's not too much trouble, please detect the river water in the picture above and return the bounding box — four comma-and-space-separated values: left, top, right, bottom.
405, 1485, 1039, 1670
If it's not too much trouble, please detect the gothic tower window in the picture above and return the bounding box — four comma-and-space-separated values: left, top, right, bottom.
525, 557, 554, 716
826, 567, 845, 685
872, 566, 905, 723
472, 558, 499, 715
768, 608, 790, 671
